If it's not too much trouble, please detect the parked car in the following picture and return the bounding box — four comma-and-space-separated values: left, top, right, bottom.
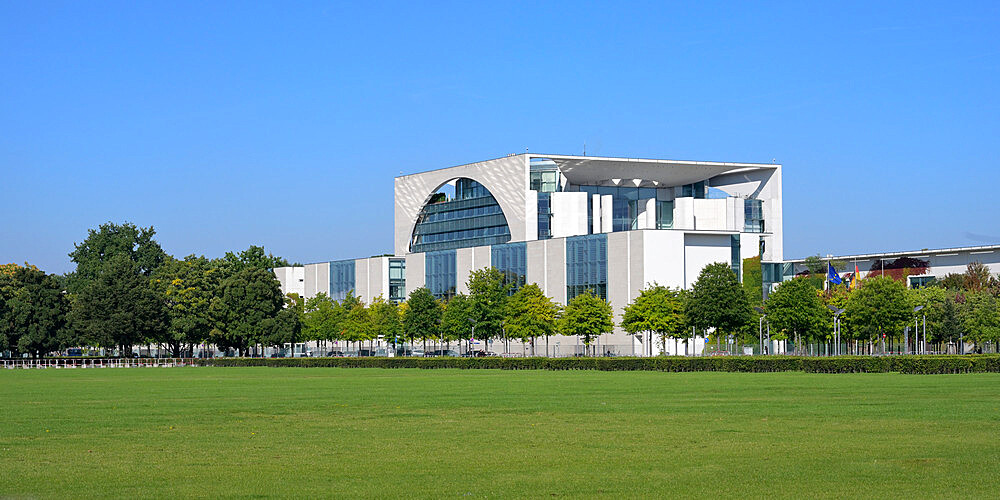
463, 350, 498, 357
325, 351, 346, 357
425, 349, 460, 357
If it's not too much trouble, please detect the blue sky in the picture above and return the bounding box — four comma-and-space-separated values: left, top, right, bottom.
2, 1, 998, 274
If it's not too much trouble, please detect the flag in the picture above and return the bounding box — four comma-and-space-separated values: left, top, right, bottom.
828, 263, 842, 285
851, 263, 860, 290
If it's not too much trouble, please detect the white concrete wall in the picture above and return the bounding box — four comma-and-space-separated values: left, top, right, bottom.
551, 192, 588, 238
455, 248, 474, 295
273, 266, 305, 298
692, 199, 728, 231
302, 262, 330, 299
674, 197, 694, 230
684, 233, 732, 287
405, 253, 425, 292
640, 230, 686, 289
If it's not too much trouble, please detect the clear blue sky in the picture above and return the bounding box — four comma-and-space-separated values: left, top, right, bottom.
2, 1, 998, 274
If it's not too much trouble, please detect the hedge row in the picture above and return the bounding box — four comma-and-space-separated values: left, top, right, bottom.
197, 354, 1000, 374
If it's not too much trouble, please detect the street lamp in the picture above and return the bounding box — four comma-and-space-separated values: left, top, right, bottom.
467, 318, 476, 357
913, 305, 925, 355
827, 305, 845, 356
754, 307, 766, 355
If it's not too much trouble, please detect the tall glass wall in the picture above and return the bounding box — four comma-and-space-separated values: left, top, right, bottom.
730, 235, 741, 278
425, 250, 457, 300
491, 242, 527, 294
537, 192, 552, 240
566, 234, 608, 301
656, 200, 674, 229
388, 258, 406, 303
577, 186, 658, 232
411, 178, 511, 253
744, 199, 764, 233
330, 259, 356, 302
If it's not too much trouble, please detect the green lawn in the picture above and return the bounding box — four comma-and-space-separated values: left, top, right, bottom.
1, 368, 999, 498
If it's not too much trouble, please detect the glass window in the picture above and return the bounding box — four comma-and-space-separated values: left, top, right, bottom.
730, 235, 741, 278
411, 178, 512, 253
425, 250, 456, 300
491, 242, 527, 294
656, 201, 673, 229
566, 234, 608, 301
330, 260, 355, 302
744, 199, 764, 233
388, 259, 406, 303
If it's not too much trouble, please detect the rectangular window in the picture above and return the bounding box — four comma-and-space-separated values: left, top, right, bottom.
537, 192, 552, 240
491, 242, 527, 294
330, 260, 356, 302
425, 250, 456, 300
744, 199, 764, 233
388, 258, 406, 303
730, 235, 741, 279
566, 234, 608, 301
656, 200, 673, 229
908, 275, 935, 289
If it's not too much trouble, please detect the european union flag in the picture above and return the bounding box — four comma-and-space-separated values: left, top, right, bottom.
828, 263, 842, 285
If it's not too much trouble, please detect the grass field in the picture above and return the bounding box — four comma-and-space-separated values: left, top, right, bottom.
2, 368, 999, 498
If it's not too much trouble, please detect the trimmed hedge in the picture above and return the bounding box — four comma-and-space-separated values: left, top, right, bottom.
197, 354, 1000, 374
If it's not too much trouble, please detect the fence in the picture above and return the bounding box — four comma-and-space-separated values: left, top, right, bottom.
1, 358, 197, 369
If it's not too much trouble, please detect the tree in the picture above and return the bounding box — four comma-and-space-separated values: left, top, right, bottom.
261, 305, 303, 353
221, 245, 290, 274
846, 276, 910, 353
906, 286, 951, 346
765, 277, 829, 354
303, 293, 345, 350
560, 290, 614, 356
962, 291, 1000, 347
939, 296, 963, 346
621, 284, 685, 356
210, 267, 284, 356
70, 254, 167, 356
504, 284, 559, 356
685, 262, 753, 353
370, 297, 402, 351
0, 265, 70, 357
341, 299, 372, 354
151, 255, 221, 356
67, 222, 167, 293
440, 293, 473, 352
403, 287, 441, 352
742, 256, 763, 307
467, 268, 510, 349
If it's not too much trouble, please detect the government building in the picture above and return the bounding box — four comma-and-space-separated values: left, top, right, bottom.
274, 153, 785, 355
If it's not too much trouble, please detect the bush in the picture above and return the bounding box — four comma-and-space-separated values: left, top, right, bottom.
195, 354, 1000, 374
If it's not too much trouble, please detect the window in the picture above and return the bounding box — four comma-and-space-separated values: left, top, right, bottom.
411, 178, 512, 253
566, 234, 608, 301
577, 185, 656, 233
330, 260, 355, 302
681, 181, 706, 199
388, 259, 406, 303
731, 235, 741, 278
425, 250, 456, 300
744, 199, 764, 233
491, 242, 527, 294
537, 192, 552, 240
908, 276, 935, 289
656, 200, 673, 229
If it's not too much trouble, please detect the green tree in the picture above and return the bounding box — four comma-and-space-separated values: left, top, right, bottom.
0, 266, 70, 357
906, 286, 951, 346
621, 284, 685, 356
67, 222, 167, 293
303, 293, 345, 352
403, 287, 441, 353
962, 291, 1000, 347
742, 256, 763, 307
370, 297, 402, 351
846, 276, 910, 353
260, 304, 303, 353
685, 262, 753, 353
939, 295, 964, 347
560, 290, 614, 356
467, 268, 510, 350
765, 277, 829, 354
210, 267, 284, 356
151, 255, 221, 356
221, 245, 291, 274
342, 299, 373, 354
70, 254, 167, 356
440, 293, 473, 352
504, 283, 559, 356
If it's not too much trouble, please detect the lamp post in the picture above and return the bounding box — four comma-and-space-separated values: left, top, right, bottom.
754, 307, 766, 355
467, 317, 476, 357
827, 305, 845, 356
913, 306, 924, 355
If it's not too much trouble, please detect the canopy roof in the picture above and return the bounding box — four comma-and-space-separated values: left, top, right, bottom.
531, 154, 778, 187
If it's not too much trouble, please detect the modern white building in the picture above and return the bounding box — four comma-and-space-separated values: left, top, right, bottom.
274, 153, 785, 355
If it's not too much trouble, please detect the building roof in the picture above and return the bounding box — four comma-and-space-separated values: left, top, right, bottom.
532, 154, 778, 188
786, 244, 1000, 263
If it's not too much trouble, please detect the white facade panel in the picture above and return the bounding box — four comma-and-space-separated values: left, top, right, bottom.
641, 230, 686, 290
600, 195, 613, 233
455, 248, 474, 295
551, 192, 588, 238
684, 233, 732, 288
545, 238, 566, 305
526, 240, 547, 291
405, 253, 425, 291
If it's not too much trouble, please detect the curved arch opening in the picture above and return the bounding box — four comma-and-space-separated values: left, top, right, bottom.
409, 178, 512, 253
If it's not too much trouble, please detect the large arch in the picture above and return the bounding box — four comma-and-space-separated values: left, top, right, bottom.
394, 155, 528, 255
408, 177, 513, 253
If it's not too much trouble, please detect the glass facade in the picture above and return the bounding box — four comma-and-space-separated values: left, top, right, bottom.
388, 258, 406, 303
578, 185, 658, 232
425, 250, 457, 300
681, 181, 707, 199
566, 234, 608, 301
330, 259, 355, 302
730, 235, 741, 278
537, 192, 552, 240
411, 178, 511, 253
656, 200, 673, 229
491, 242, 527, 294
744, 199, 764, 233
